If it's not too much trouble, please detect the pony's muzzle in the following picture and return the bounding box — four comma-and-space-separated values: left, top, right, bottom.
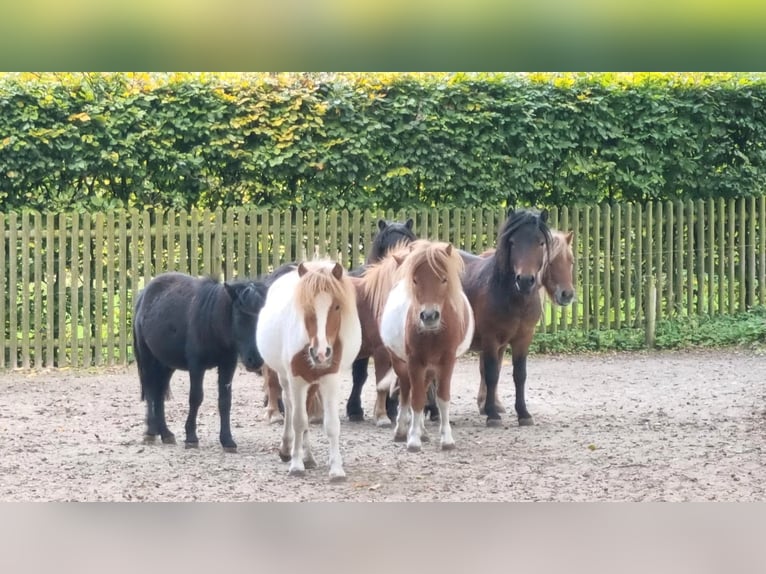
556, 288, 575, 306
309, 345, 333, 367
515, 274, 536, 294
243, 353, 264, 372
418, 309, 441, 331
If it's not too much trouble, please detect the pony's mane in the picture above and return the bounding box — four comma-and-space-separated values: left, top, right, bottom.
547, 230, 572, 263
193, 276, 229, 320
295, 260, 356, 316
397, 240, 467, 331
494, 208, 553, 277
362, 240, 414, 321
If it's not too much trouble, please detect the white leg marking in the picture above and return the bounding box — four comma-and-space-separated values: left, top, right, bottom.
437, 397, 455, 450
288, 381, 309, 476
407, 409, 424, 453
321, 377, 346, 482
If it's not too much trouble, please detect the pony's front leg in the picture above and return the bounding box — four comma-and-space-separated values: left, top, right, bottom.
346, 357, 369, 422
320, 377, 346, 482
288, 379, 310, 476
512, 334, 535, 426
477, 345, 507, 415
392, 358, 411, 443
481, 348, 503, 427
278, 375, 293, 462
217, 359, 238, 452
435, 362, 456, 450
406, 363, 428, 453
373, 348, 396, 427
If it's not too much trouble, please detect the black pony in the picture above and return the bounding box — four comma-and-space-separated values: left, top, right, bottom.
346, 218, 417, 422
133, 272, 268, 452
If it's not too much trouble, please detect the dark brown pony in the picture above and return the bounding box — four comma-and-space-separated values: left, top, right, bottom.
460, 208, 552, 427
474, 228, 575, 414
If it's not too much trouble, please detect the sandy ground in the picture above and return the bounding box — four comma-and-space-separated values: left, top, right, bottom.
0, 348, 763, 501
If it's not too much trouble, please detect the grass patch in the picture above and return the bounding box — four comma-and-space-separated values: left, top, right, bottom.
531, 306, 766, 354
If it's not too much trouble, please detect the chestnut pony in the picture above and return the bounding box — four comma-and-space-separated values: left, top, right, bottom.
380, 241, 474, 452
256, 261, 361, 482
460, 208, 552, 427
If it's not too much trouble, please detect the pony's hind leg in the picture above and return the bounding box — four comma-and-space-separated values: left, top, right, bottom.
264, 367, 284, 424
320, 377, 346, 482
307, 384, 324, 425
373, 349, 396, 427
145, 366, 176, 445
184, 368, 205, 448
346, 357, 369, 422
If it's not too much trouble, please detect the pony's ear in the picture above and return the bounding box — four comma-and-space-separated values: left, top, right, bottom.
540, 209, 549, 223
405, 218, 414, 230
331, 262, 343, 280
377, 219, 388, 231
392, 254, 406, 266
444, 243, 453, 256
565, 230, 574, 244
506, 206, 515, 217
223, 282, 239, 302
298, 262, 309, 277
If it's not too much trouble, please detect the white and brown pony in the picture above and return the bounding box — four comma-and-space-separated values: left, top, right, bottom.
379, 241, 474, 452
256, 260, 361, 482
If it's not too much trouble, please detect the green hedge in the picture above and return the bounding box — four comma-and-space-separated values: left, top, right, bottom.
1, 73, 765, 211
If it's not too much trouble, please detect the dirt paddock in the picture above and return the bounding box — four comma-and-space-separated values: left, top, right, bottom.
0, 349, 763, 501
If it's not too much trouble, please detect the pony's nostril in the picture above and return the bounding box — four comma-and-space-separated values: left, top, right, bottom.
325, 347, 332, 358
432, 311, 440, 322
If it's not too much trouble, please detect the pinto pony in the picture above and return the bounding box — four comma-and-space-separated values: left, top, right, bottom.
380, 241, 474, 452
256, 261, 361, 481
133, 272, 268, 451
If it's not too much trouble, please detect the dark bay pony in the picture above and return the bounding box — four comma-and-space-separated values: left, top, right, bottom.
133, 272, 268, 451
379, 240, 474, 451
473, 228, 575, 414
460, 208, 552, 427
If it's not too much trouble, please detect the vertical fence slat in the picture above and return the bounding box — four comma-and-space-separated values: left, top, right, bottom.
0, 214, 4, 368
56, 213, 66, 368
582, 206, 590, 330
612, 204, 621, 330
559, 206, 570, 329
674, 201, 684, 316
45, 213, 54, 367
225, 208, 235, 280
665, 202, 674, 315
213, 208, 223, 277
33, 213, 43, 368
106, 212, 116, 366
329, 209, 338, 261
570, 206, 580, 328
118, 211, 128, 365
696, 200, 705, 316
202, 210, 212, 276
166, 209, 176, 272
69, 213, 79, 368
654, 202, 663, 320
190, 209, 199, 277
760, 195, 766, 306
602, 204, 610, 330
82, 213, 92, 368
747, 196, 756, 309
94, 213, 104, 366
738, 198, 746, 312
707, 199, 715, 316
718, 198, 725, 315
644, 203, 653, 329
635, 203, 643, 325
340, 209, 349, 269
727, 199, 735, 315
21, 212, 30, 368
623, 204, 632, 327
686, 200, 694, 317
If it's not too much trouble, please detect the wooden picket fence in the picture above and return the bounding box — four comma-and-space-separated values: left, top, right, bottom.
1, 197, 765, 369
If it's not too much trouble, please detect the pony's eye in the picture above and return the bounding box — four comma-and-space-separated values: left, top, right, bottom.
334, 304, 340, 311
441, 278, 447, 284
540, 241, 545, 247
412, 279, 418, 285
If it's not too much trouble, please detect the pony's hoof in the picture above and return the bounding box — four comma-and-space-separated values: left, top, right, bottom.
268, 414, 284, 425
143, 434, 157, 444
309, 416, 324, 425
441, 442, 456, 451
348, 414, 365, 423
375, 418, 392, 428
288, 468, 306, 478
222, 446, 238, 454
278, 451, 291, 462
161, 435, 177, 445
184, 441, 199, 449
393, 432, 407, 443
486, 417, 503, 428
329, 472, 347, 483
518, 417, 535, 427
407, 443, 422, 453
304, 458, 318, 470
